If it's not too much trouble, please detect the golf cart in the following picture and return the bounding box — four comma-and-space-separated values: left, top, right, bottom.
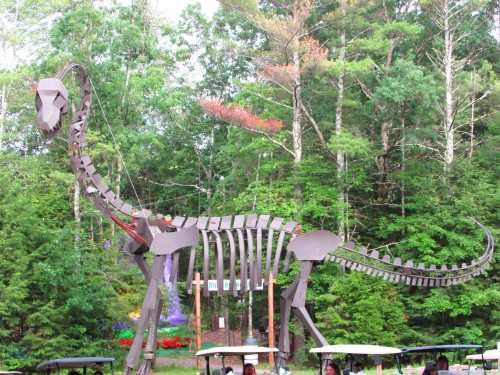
36, 357, 115, 375
398, 345, 485, 375
467, 349, 500, 361
467, 349, 500, 371
195, 346, 279, 375
310, 344, 402, 375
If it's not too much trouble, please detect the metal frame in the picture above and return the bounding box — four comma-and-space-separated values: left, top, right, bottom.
35, 64, 496, 375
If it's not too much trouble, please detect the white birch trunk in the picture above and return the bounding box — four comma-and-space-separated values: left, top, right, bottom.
335, 0, 347, 240
469, 70, 476, 159
443, 0, 455, 167
292, 47, 302, 166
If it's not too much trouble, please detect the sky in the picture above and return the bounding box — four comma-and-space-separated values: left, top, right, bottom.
149, 0, 219, 22
1, 0, 220, 70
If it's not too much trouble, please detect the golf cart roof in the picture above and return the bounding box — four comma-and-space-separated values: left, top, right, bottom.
36, 357, 115, 371
196, 346, 279, 357
0, 372, 22, 374
401, 345, 483, 354
467, 350, 500, 361
310, 345, 402, 355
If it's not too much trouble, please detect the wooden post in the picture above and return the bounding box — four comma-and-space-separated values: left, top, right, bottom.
195, 272, 202, 369
268, 272, 275, 367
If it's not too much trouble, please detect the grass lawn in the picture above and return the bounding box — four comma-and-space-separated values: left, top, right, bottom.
151, 364, 401, 375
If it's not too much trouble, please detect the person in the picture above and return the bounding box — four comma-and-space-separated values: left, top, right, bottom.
225, 367, 234, 375
437, 355, 449, 371
422, 362, 437, 375
326, 362, 340, 375
244, 363, 257, 375
351, 362, 365, 375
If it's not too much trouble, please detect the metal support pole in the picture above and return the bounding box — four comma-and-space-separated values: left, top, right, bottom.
195, 272, 202, 369
268, 272, 275, 366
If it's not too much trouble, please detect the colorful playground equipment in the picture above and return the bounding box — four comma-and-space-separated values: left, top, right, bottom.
35, 63, 495, 375
114, 322, 193, 350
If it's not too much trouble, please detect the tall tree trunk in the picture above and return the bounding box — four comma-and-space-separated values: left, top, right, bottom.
224, 298, 230, 345
74, 178, 81, 245
292, 47, 302, 166
376, 38, 396, 200
443, 0, 455, 167
71, 102, 81, 246
377, 120, 392, 199
469, 69, 476, 159
109, 163, 116, 239
292, 41, 304, 204
401, 117, 406, 217
252, 153, 261, 211
115, 160, 122, 241
497, 0, 500, 42
0, 84, 6, 151
335, 0, 347, 240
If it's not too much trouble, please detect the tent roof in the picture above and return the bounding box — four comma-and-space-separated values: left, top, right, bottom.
36, 358, 115, 371
310, 345, 401, 355
401, 345, 483, 354
196, 346, 279, 357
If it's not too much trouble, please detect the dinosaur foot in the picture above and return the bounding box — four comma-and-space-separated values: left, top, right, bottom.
136, 354, 154, 375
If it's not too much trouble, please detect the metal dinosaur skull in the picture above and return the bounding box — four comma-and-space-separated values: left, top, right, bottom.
35, 78, 68, 137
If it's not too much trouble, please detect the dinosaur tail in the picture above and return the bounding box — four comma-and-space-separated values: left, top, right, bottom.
330, 218, 494, 287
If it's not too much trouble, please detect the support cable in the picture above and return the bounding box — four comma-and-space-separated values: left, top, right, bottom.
89, 78, 143, 210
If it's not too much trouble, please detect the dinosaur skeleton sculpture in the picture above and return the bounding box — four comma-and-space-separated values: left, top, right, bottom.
35, 64, 495, 375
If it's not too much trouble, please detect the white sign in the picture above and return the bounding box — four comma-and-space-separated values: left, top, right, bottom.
207, 279, 264, 292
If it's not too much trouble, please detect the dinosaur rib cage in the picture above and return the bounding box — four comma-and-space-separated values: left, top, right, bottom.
52, 63, 494, 297
168, 214, 299, 297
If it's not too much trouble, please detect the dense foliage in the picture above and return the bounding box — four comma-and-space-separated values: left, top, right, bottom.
0, 0, 499, 368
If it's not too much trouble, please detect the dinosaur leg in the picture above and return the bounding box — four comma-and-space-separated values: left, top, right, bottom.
291, 261, 328, 347
151, 298, 163, 369
123, 255, 165, 375
137, 296, 163, 375
133, 253, 150, 282
278, 278, 299, 367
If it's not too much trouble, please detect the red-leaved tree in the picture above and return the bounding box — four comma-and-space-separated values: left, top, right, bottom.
199, 98, 283, 134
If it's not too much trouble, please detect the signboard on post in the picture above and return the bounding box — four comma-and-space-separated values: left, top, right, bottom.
207, 279, 265, 292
